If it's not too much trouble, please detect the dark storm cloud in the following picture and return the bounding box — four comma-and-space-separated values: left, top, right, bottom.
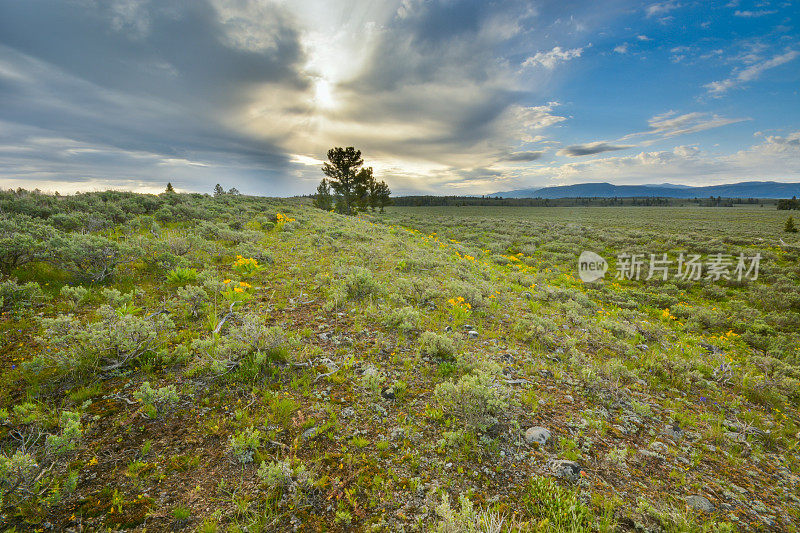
0, 0, 308, 193
558, 142, 633, 156
502, 151, 545, 161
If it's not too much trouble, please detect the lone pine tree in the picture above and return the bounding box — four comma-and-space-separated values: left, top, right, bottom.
316, 146, 391, 215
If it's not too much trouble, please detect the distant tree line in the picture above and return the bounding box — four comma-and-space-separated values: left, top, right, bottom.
392, 195, 775, 207
777, 197, 799, 210
313, 147, 391, 214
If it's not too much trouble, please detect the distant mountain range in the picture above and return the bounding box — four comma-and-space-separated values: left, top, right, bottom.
492, 181, 800, 199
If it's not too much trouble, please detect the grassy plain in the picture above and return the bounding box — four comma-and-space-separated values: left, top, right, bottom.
1, 192, 798, 532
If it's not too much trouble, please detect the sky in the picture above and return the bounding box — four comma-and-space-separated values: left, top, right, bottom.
0, 0, 798, 196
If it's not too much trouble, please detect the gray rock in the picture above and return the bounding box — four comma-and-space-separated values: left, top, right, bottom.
686, 495, 714, 513
302, 427, 318, 441
549, 460, 583, 482
341, 406, 355, 418
468, 330, 479, 338
664, 424, 684, 440
524, 426, 551, 446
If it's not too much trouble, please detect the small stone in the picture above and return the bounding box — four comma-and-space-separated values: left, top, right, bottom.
664, 424, 684, 440
302, 427, 318, 441
462, 324, 474, 330
549, 460, 583, 482
341, 406, 355, 418
524, 426, 551, 446
468, 330, 479, 338
381, 386, 396, 400
686, 495, 715, 513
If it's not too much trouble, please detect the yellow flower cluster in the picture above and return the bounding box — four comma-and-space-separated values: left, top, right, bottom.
276, 213, 296, 222
232, 255, 265, 276
233, 282, 251, 293
448, 296, 472, 310
234, 255, 258, 268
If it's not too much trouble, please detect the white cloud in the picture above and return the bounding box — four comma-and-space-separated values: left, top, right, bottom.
619, 111, 748, 143
645, 111, 747, 137
613, 43, 628, 54
733, 9, 778, 17
705, 49, 799, 96
522, 46, 583, 69
645, 2, 680, 18
516, 131, 800, 189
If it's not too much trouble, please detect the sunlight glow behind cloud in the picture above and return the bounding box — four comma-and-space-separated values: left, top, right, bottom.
0, 0, 798, 195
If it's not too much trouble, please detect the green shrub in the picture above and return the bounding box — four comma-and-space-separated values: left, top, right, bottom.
192, 315, 290, 374
383, 305, 421, 333
33, 305, 174, 376
0, 451, 39, 500
0, 214, 55, 273
176, 284, 208, 317
434, 371, 510, 431
49, 233, 126, 282
345, 267, 380, 300
419, 331, 456, 360
523, 477, 594, 531
229, 426, 261, 464
133, 382, 179, 419
60, 285, 90, 307
0, 278, 46, 315
434, 493, 507, 533
45, 411, 83, 455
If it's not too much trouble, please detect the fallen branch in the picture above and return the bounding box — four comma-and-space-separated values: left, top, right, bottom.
315, 358, 340, 382
214, 302, 237, 334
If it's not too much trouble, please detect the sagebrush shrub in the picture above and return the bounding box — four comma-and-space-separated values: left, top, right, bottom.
50, 233, 126, 282
134, 382, 179, 418
344, 267, 381, 300
34, 305, 174, 376
435, 493, 507, 533
383, 305, 420, 333
45, 411, 82, 456
419, 331, 456, 360
191, 315, 290, 373
434, 372, 510, 431
0, 214, 55, 273
176, 284, 208, 317
0, 278, 46, 314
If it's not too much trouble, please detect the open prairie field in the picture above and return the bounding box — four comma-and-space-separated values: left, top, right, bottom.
1, 191, 799, 532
